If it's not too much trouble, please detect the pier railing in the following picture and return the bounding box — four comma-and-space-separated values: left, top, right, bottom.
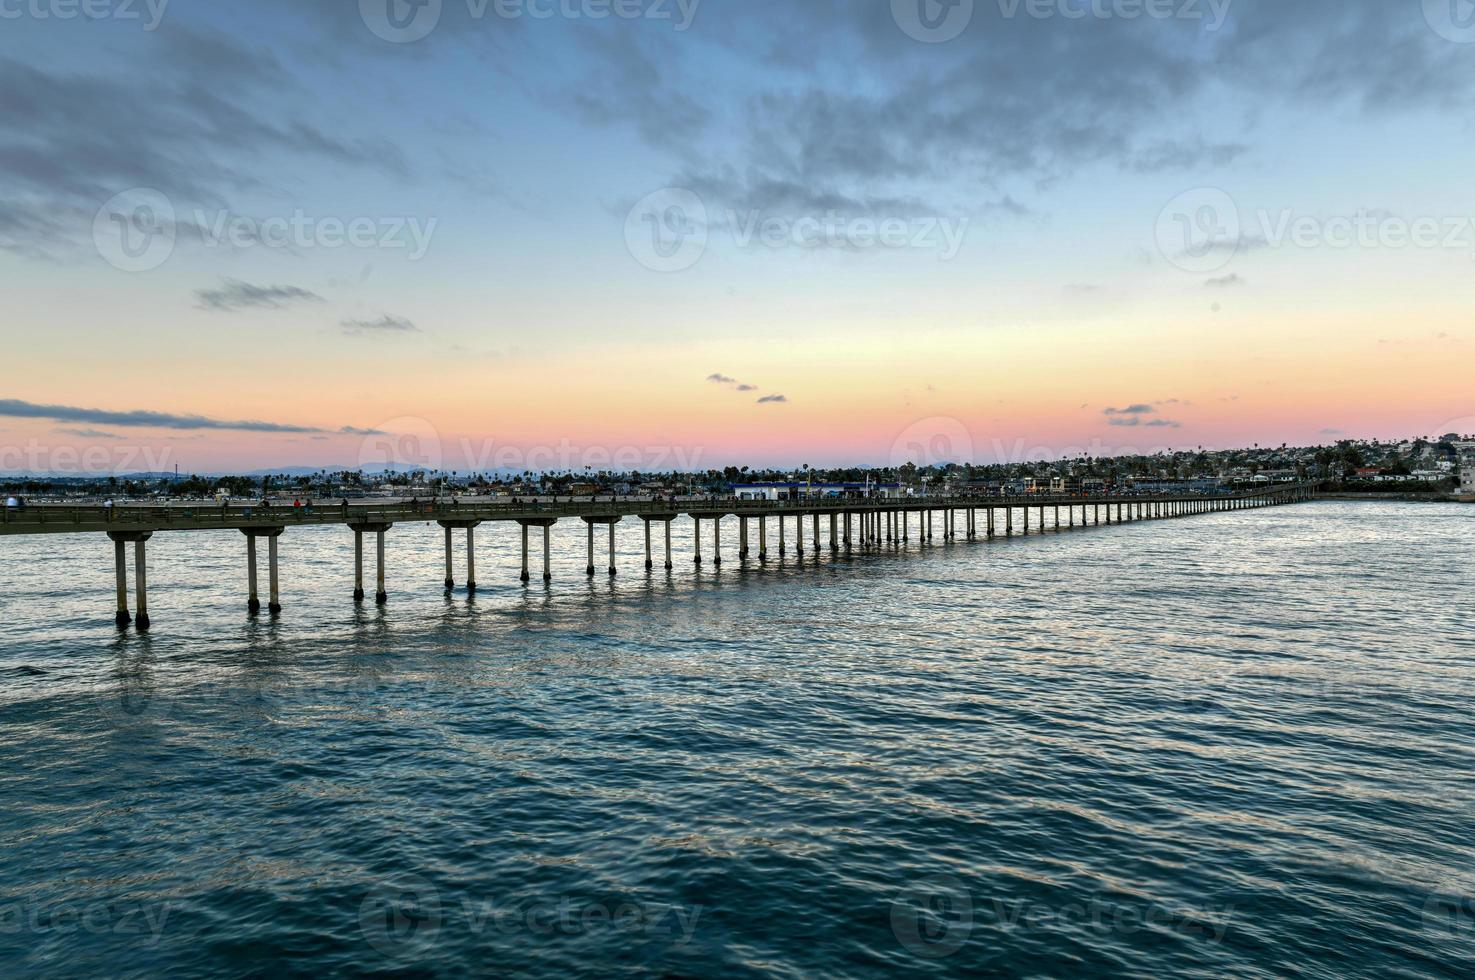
0, 486, 1316, 536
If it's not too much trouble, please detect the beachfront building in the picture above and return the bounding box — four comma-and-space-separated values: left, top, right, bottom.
732, 482, 905, 501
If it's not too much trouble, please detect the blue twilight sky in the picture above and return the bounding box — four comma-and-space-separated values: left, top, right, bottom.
2, 0, 1475, 470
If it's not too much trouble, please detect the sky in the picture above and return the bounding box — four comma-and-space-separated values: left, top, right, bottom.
2, 0, 1474, 474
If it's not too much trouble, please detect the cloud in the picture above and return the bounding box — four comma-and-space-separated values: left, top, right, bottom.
339, 426, 389, 436
1319, 428, 1345, 436
0, 398, 326, 433
707, 373, 738, 384
57, 428, 121, 439
757, 394, 788, 404
0, 25, 410, 259
1103, 405, 1155, 416
736, 384, 759, 392
1206, 273, 1246, 288
340, 315, 418, 336
195, 279, 323, 312
1108, 416, 1181, 428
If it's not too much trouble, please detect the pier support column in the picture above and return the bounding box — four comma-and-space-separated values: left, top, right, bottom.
694, 517, 702, 565
354, 530, 364, 601
376, 529, 388, 605
778, 515, 785, 556
1006, 506, 1014, 537
844, 513, 852, 551
466, 526, 477, 593
664, 520, 673, 570
521, 525, 531, 582
134, 538, 150, 630
739, 517, 748, 560
267, 534, 281, 615
829, 513, 838, 551
759, 516, 768, 560
1023, 506, 1029, 536
586, 523, 596, 577
608, 522, 617, 577
926, 510, 933, 541
444, 526, 455, 590
247, 534, 261, 613
543, 526, 552, 582
114, 537, 130, 626
645, 520, 653, 570
713, 517, 722, 566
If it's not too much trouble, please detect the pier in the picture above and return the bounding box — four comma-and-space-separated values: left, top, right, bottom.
0, 486, 1315, 629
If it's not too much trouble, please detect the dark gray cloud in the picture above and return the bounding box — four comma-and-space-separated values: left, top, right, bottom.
341, 315, 419, 335
0, 398, 324, 433
757, 394, 788, 404
1104, 405, 1156, 416
1206, 274, 1246, 288
195, 279, 324, 312
0, 24, 410, 258
58, 428, 122, 440
707, 373, 738, 384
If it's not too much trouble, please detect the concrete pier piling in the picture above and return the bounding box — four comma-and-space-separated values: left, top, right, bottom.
133, 537, 149, 630
247, 533, 261, 613
353, 530, 365, 602
113, 536, 130, 626
376, 528, 387, 605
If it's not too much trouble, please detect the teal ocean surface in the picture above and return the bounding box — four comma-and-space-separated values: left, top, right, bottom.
0, 501, 1472, 977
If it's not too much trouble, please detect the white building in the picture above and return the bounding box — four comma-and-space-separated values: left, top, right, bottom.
1463, 466, 1475, 495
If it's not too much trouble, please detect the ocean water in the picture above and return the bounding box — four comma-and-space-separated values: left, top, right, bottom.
0, 500, 1472, 978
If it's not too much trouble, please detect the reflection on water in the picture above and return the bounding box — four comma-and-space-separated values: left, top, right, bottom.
0, 502, 1473, 977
